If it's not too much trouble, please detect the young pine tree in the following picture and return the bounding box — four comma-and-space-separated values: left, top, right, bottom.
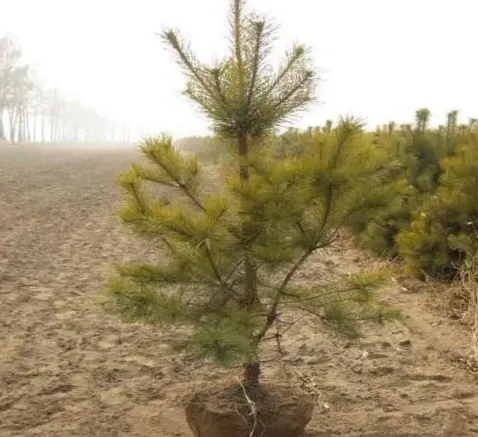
100, 0, 398, 388
397, 132, 478, 279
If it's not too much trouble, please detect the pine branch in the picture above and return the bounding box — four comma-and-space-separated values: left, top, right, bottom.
253, 247, 314, 345
246, 20, 265, 106
140, 138, 206, 212
225, 257, 246, 282
205, 67, 229, 107
160, 30, 214, 98
231, 0, 246, 93
264, 45, 307, 98
272, 70, 314, 111
202, 237, 231, 290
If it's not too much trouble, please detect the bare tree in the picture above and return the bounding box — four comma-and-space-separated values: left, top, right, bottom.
0, 36, 21, 142
0, 35, 129, 145
7, 65, 34, 143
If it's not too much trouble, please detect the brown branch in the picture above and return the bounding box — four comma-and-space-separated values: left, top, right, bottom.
204, 238, 227, 287
225, 257, 246, 282
252, 247, 314, 346
210, 69, 229, 107
275, 325, 285, 356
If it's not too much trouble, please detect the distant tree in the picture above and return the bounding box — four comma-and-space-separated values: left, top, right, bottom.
0, 35, 124, 144
0, 36, 21, 141
274, 127, 304, 158
6, 64, 34, 142
325, 119, 333, 132
398, 133, 478, 280
445, 110, 458, 154
415, 108, 430, 134
388, 121, 395, 139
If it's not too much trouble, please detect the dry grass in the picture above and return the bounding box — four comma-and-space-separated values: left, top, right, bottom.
457, 254, 478, 359
394, 251, 478, 377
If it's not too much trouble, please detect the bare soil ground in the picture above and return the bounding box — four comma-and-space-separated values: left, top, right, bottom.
1, 144, 477, 437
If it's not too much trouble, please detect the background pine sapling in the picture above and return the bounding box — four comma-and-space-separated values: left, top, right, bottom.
100, 0, 399, 387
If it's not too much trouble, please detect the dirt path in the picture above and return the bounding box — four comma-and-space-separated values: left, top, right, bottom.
0, 145, 477, 437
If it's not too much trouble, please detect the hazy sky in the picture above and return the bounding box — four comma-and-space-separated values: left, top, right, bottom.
1, 0, 477, 138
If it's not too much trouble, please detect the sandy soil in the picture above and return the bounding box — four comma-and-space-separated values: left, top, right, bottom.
1, 144, 477, 437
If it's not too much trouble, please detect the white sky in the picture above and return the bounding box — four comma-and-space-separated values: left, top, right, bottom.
1, 0, 477, 138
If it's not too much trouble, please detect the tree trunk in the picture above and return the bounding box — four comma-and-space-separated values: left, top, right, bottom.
0, 108, 5, 141
41, 115, 45, 143
238, 132, 261, 386
238, 132, 258, 308
50, 118, 56, 142
18, 111, 23, 143
9, 108, 17, 143
243, 361, 260, 386
32, 109, 37, 142
24, 110, 30, 142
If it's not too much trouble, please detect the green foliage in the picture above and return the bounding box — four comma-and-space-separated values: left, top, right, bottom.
100, 0, 398, 380
346, 178, 418, 257
160, 0, 316, 141
397, 134, 478, 279
282, 269, 401, 338
100, 119, 396, 369
159, 105, 478, 285
396, 199, 461, 279
344, 108, 478, 268
273, 127, 308, 158
355, 109, 445, 256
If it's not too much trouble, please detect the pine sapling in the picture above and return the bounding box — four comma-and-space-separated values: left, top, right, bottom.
99, 0, 399, 388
